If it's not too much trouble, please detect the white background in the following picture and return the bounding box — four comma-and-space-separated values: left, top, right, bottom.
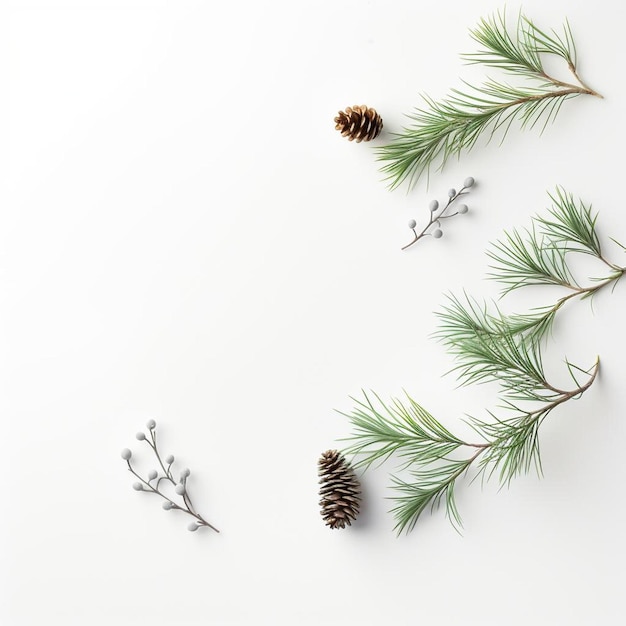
2, 1, 625, 624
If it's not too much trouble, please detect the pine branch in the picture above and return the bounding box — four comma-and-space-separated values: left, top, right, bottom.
472, 356, 599, 485
378, 11, 601, 191
342, 360, 598, 534
486, 188, 626, 343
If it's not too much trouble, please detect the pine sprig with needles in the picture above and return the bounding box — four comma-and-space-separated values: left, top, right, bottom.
340, 189, 624, 534
342, 351, 598, 534
485, 188, 626, 342
437, 189, 626, 347
377, 11, 602, 191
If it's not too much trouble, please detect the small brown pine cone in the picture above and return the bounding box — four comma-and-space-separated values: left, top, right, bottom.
334, 105, 383, 142
318, 449, 361, 529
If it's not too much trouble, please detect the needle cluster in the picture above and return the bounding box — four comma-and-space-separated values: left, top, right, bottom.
121, 420, 219, 534
377, 11, 602, 191
341, 189, 623, 534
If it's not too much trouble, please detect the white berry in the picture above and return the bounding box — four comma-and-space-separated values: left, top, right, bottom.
135, 432, 146, 441
187, 522, 198, 532
175, 483, 186, 495
432, 229, 443, 239
458, 204, 469, 214
429, 200, 439, 212
146, 419, 156, 429
408, 219, 417, 229
148, 470, 158, 480
121, 448, 132, 460
463, 177, 475, 188
132, 482, 143, 491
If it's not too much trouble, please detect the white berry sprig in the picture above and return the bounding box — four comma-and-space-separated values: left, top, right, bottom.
403, 177, 475, 250
120, 420, 219, 533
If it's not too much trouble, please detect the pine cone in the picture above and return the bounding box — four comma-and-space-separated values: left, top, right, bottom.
334, 105, 383, 142
318, 450, 361, 529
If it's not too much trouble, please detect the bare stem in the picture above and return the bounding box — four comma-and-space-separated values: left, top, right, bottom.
491, 85, 594, 113
565, 62, 603, 98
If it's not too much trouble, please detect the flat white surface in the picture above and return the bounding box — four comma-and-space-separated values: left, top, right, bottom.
2, 1, 625, 624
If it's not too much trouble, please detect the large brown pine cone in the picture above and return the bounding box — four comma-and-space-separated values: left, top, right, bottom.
318, 449, 361, 529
